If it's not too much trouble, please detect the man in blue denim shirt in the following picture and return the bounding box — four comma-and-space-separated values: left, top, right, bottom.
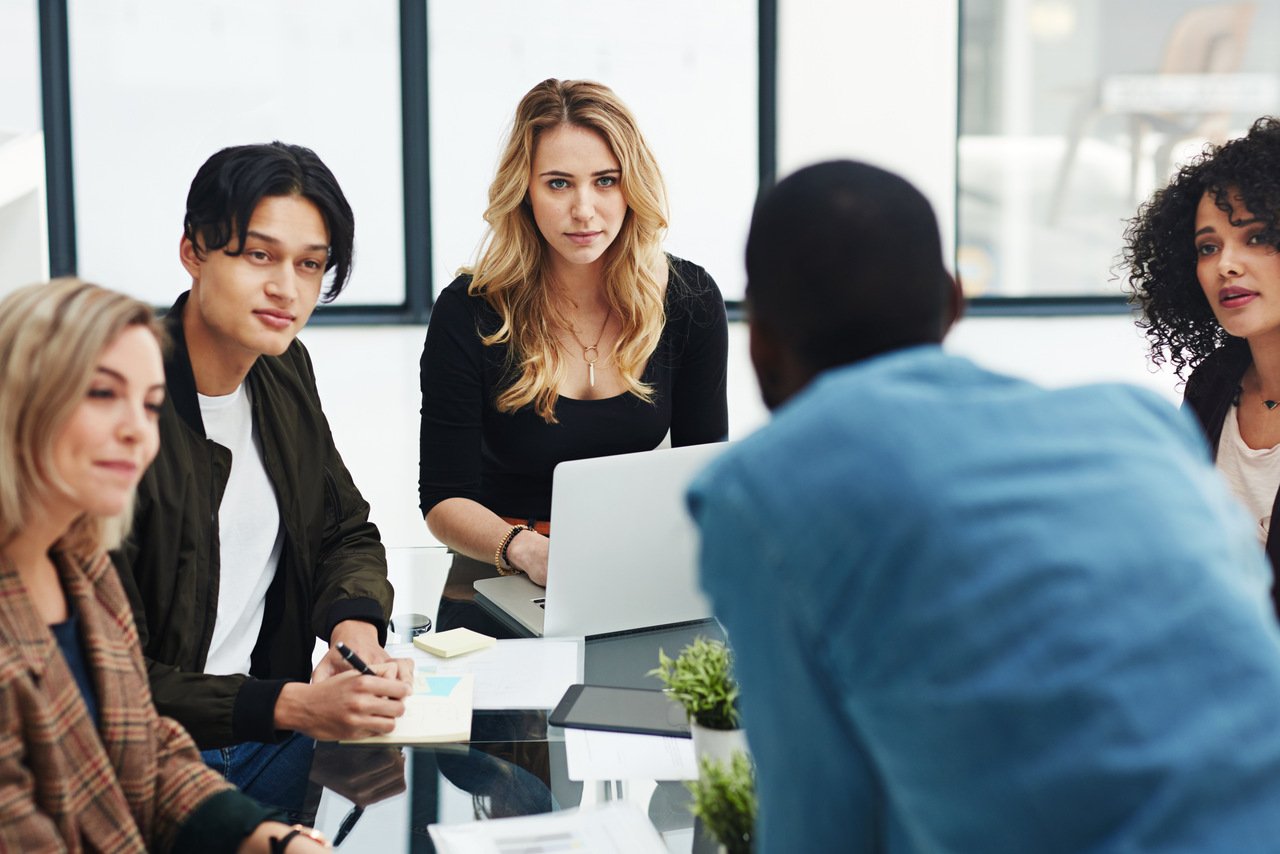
688, 161, 1280, 852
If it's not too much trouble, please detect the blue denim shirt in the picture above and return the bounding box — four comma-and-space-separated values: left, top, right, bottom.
689, 346, 1280, 853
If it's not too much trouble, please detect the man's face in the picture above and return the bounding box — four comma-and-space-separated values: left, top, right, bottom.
180, 194, 329, 363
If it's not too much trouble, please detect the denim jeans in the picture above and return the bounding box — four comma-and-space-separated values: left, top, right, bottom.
201, 731, 317, 823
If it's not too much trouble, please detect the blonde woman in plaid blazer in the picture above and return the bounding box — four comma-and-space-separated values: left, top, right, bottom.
0, 280, 328, 853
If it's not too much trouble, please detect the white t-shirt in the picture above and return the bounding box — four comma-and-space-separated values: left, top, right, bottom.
1216, 403, 1280, 547
198, 384, 284, 677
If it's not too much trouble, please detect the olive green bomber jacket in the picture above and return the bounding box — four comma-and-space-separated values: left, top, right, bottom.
111, 292, 393, 749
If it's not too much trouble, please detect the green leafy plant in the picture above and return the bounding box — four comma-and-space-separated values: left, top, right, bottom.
687, 751, 757, 854
648, 636, 740, 730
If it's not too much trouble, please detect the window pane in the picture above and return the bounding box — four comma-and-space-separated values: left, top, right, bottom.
427, 0, 757, 301
0, 0, 40, 134
68, 0, 405, 307
958, 0, 1280, 297
0, 0, 45, 294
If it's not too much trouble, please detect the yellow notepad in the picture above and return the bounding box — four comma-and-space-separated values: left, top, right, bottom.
414, 627, 497, 658
342, 671, 473, 745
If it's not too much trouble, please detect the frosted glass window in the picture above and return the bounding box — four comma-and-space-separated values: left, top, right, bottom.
0, 0, 46, 295
959, 0, 1280, 297
0, 0, 40, 134
68, 0, 405, 307
428, 0, 758, 300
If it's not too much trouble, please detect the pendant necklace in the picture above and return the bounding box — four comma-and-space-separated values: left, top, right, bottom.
1233, 385, 1280, 410
568, 308, 612, 388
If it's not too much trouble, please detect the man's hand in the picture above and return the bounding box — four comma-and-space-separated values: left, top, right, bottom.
314, 619, 413, 684
275, 664, 410, 742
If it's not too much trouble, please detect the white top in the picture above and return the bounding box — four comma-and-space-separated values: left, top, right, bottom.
1216, 403, 1280, 547
198, 383, 284, 677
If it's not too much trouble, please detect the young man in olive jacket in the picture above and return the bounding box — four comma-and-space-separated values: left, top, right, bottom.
112, 142, 411, 815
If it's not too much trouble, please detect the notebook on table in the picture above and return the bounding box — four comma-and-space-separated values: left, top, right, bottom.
341, 671, 473, 744
473, 442, 728, 638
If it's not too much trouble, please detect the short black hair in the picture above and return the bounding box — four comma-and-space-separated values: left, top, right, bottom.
1124, 116, 1280, 379
183, 141, 355, 301
745, 160, 951, 371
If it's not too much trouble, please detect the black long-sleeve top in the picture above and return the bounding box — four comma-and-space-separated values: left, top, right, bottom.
419, 255, 729, 523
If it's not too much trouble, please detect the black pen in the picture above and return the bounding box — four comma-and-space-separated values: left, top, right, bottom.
335, 641, 375, 676
333, 804, 364, 846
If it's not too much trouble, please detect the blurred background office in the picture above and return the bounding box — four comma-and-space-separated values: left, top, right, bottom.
3, 0, 1279, 549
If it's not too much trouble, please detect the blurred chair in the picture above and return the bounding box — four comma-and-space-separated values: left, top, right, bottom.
1047, 1, 1256, 225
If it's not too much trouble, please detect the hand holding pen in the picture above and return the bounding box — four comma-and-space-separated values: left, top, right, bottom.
336, 641, 376, 676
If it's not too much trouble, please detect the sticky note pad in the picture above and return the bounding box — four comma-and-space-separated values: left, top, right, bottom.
414, 627, 497, 658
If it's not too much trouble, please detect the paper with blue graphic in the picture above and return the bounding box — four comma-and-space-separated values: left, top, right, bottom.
343, 671, 473, 745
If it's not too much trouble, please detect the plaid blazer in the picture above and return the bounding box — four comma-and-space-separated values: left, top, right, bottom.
0, 549, 234, 852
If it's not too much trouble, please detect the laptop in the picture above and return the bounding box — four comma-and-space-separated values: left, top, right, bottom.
474, 442, 728, 637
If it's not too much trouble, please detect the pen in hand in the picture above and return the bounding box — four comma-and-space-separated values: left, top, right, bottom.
335, 641, 376, 676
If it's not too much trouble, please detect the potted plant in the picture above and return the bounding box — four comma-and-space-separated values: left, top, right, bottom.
687, 751, 757, 854
649, 636, 747, 765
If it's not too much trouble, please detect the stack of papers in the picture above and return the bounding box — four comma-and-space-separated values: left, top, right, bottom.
387, 638, 581, 710
563, 728, 698, 781
428, 800, 667, 854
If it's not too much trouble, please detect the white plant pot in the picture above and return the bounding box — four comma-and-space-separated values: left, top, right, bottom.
690, 721, 749, 769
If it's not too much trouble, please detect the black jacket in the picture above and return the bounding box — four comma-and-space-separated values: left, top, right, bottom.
112, 292, 392, 748
1182, 339, 1280, 618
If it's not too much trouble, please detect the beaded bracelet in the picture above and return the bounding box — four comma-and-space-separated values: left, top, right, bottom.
495, 524, 531, 576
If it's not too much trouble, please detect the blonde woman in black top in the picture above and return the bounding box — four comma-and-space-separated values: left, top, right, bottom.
419, 79, 728, 603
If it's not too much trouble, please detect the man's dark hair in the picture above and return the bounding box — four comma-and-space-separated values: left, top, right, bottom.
183, 141, 355, 302
745, 160, 951, 371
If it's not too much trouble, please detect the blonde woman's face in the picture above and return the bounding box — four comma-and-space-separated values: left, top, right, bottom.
528, 124, 627, 275
50, 326, 165, 522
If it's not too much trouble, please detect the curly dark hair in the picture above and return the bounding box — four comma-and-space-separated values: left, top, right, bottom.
1123, 116, 1280, 379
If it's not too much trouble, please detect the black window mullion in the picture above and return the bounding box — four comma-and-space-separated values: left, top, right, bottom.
38, 0, 76, 278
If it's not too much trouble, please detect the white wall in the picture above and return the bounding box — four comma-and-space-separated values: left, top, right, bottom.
305, 310, 1179, 551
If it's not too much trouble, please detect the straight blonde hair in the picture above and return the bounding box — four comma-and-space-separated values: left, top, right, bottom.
466, 78, 671, 423
0, 279, 163, 556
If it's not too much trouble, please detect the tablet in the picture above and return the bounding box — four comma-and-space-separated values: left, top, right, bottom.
549, 684, 691, 738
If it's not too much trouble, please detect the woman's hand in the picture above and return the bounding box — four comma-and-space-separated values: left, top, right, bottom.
505, 530, 550, 586
238, 821, 330, 853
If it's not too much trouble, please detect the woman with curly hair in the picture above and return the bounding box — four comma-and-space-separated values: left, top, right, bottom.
418, 79, 728, 611
1125, 116, 1280, 615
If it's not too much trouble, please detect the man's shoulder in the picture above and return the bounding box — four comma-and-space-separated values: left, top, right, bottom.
695, 350, 1197, 511
252, 338, 319, 392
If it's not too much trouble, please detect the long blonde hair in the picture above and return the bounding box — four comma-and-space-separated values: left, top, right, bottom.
467, 78, 670, 423
0, 279, 163, 556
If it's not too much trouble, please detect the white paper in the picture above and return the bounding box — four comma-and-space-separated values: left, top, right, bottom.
387, 638, 581, 710
343, 672, 473, 744
564, 728, 698, 781
428, 799, 667, 854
